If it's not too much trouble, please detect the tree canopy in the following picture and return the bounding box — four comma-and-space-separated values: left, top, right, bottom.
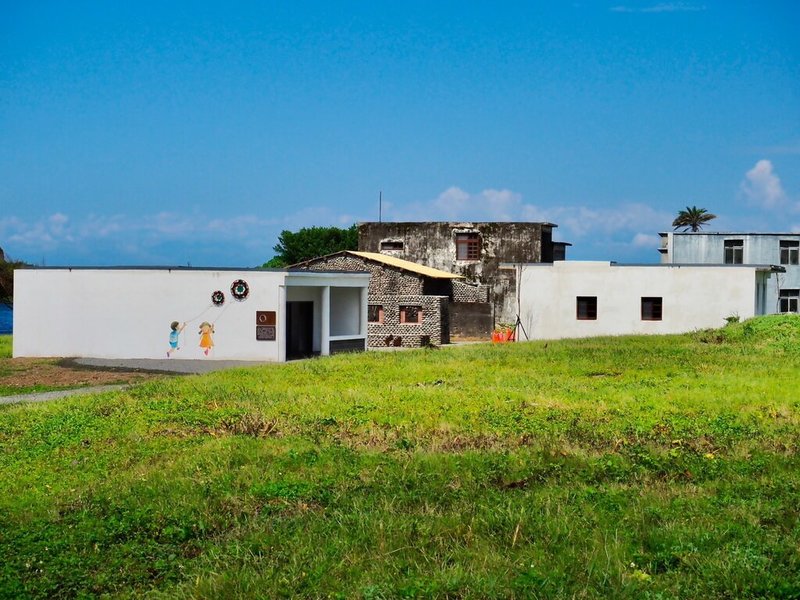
262, 224, 358, 268
0, 248, 30, 307
672, 206, 717, 232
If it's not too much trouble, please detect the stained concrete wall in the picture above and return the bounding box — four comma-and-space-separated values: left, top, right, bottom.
518, 261, 768, 340
359, 222, 557, 325
449, 302, 493, 339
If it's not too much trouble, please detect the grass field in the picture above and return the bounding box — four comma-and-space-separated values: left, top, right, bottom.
1, 316, 799, 598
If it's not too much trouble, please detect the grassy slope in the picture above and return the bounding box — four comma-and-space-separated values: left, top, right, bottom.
0, 317, 799, 599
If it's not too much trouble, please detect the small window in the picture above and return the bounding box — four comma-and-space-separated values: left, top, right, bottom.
779, 289, 799, 314
576, 296, 597, 320
456, 233, 481, 260
641, 297, 663, 321
724, 239, 744, 264
380, 240, 404, 251
780, 241, 799, 265
399, 305, 422, 324
368, 305, 384, 323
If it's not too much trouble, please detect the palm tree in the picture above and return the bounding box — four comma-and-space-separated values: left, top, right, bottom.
672, 206, 717, 232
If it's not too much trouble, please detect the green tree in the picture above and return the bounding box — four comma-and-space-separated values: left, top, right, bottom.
262, 224, 358, 268
0, 248, 30, 307
672, 206, 717, 232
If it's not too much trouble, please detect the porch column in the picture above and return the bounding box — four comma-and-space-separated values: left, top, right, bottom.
360, 285, 368, 337
321, 285, 330, 356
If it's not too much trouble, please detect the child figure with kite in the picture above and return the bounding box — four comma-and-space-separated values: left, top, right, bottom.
167, 321, 186, 358
199, 321, 215, 356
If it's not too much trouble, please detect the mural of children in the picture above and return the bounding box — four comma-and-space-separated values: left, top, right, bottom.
198, 321, 215, 356
167, 321, 186, 358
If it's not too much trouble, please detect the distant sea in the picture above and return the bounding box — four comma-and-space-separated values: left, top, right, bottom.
0, 304, 11, 334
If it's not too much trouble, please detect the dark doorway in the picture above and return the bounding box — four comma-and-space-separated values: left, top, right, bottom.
286, 301, 314, 359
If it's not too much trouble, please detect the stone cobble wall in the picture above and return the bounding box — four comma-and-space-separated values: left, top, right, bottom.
294, 253, 448, 348
298, 254, 423, 296
368, 294, 448, 348
452, 280, 489, 303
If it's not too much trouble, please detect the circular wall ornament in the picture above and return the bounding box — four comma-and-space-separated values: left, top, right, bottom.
211, 290, 225, 306
231, 279, 250, 301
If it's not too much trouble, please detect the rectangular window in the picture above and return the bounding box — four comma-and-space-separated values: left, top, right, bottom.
780, 240, 799, 265
399, 305, 422, 324
367, 305, 384, 323
456, 233, 481, 260
724, 239, 744, 264
779, 289, 799, 314
576, 296, 597, 320
641, 297, 663, 321
380, 240, 404, 251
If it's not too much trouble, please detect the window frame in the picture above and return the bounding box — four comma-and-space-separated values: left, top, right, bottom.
724, 239, 744, 264
641, 297, 663, 321
399, 305, 423, 324
380, 240, 404, 251
779, 240, 799, 266
576, 296, 597, 321
455, 233, 481, 261
779, 289, 799, 314
367, 304, 384, 324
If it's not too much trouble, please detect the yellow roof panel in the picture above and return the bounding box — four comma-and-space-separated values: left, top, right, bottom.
349, 251, 463, 279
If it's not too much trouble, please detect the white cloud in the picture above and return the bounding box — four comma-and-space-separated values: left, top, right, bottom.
610, 3, 706, 12
632, 233, 660, 248
382, 186, 672, 253
387, 187, 525, 222
740, 159, 787, 209
521, 203, 670, 238
0, 208, 355, 264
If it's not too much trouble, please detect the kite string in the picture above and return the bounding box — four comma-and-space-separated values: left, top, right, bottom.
184, 303, 214, 325
178, 299, 235, 347
211, 300, 232, 325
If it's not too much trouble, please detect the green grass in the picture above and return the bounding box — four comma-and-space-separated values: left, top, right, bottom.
1, 316, 799, 598
0, 335, 11, 359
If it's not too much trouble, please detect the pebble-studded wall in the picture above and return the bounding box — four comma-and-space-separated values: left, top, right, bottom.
295, 253, 448, 348
368, 294, 449, 347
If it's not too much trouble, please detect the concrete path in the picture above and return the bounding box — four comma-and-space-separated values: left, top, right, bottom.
0, 384, 129, 406
71, 357, 274, 375
1, 358, 274, 406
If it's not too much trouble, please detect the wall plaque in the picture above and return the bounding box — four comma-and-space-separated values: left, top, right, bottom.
256, 311, 276, 325
256, 325, 276, 341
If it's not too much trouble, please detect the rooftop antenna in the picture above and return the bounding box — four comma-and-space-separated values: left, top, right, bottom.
379, 190, 382, 223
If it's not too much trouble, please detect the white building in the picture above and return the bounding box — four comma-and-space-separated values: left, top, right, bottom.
516, 261, 779, 340
659, 232, 800, 314
13, 267, 369, 361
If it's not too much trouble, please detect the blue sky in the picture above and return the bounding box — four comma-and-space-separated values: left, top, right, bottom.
2, 1, 798, 267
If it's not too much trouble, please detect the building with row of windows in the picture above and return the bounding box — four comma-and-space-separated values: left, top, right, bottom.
516, 260, 780, 340
658, 232, 800, 314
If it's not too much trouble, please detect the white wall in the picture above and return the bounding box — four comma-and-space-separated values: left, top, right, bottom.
330, 287, 361, 336
518, 262, 762, 340
13, 269, 289, 360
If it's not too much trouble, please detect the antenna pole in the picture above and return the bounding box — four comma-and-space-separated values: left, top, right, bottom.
379, 191, 382, 223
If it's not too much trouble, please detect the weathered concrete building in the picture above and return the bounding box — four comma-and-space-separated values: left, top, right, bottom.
659, 232, 800, 314
358, 222, 568, 326
292, 251, 486, 347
